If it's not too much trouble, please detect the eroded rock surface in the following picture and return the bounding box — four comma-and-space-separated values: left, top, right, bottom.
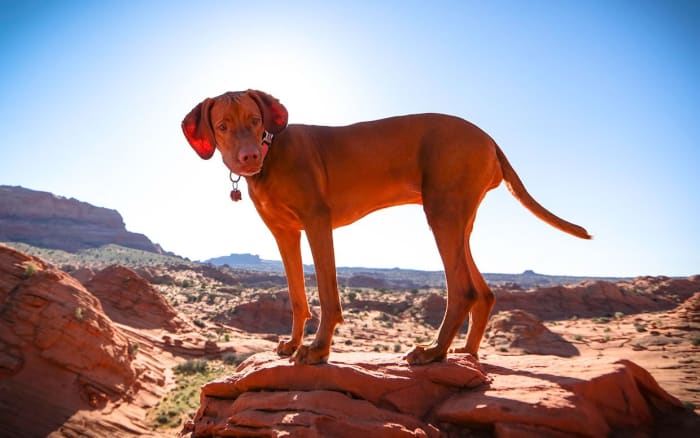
184, 352, 692, 437
85, 265, 188, 331
214, 290, 319, 334
0, 244, 163, 437
494, 277, 700, 320
486, 310, 579, 357
0, 185, 163, 253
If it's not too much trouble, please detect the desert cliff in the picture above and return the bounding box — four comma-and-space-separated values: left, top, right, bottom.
0, 186, 164, 254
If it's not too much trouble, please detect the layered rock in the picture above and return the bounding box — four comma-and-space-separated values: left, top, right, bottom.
214, 290, 319, 334
186, 351, 486, 437
417, 292, 447, 328
85, 265, 188, 332
0, 185, 163, 253
493, 277, 700, 320
184, 352, 693, 437
486, 310, 579, 357
0, 244, 143, 436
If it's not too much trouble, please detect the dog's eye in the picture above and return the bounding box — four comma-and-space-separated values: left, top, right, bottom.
251, 117, 262, 127
217, 123, 227, 132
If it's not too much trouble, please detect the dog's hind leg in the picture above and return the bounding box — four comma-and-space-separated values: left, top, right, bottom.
452, 228, 495, 360
404, 199, 477, 365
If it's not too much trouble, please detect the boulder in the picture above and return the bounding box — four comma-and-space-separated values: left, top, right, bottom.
214, 290, 319, 335
184, 352, 693, 437
417, 292, 446, 328
486, 310, 579, 357
85, 265, 187, 332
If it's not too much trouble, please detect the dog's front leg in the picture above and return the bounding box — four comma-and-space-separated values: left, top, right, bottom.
291, 213, 343, 365
273, 229, 311, 356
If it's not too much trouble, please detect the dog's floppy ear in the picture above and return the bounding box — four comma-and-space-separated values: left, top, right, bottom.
246, 89, 288, 134
182, 98, 216, 159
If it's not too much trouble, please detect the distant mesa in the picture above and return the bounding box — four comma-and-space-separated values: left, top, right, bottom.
204, 253, 263, 266
0, 185, 167, 254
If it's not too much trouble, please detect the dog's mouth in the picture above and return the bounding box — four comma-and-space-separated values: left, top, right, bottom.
232, 164, 263, 177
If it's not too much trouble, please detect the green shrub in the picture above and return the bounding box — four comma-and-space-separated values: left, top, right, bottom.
222, 352, 251, 366
181, 279, 195, 288
174, 359, 209, 375
128, 343, 140, 356
23, 263, 37, 279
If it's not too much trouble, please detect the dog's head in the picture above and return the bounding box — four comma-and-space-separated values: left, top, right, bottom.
182, 90, 288, 176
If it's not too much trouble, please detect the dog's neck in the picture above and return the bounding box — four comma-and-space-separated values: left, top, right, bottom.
229, 130, 275, 202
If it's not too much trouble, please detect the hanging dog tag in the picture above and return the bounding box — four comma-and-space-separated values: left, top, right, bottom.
230, 173, 242, 202
230, 188, 242, 202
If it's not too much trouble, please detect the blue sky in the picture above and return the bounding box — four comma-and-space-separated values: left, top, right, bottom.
1, 1, 698, 276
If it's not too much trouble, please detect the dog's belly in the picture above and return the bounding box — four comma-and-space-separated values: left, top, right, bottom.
328, 182, 422, 228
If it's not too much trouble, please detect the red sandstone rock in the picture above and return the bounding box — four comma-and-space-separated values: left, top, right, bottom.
214, 290, 319, 334
68, 266, 96, 284
0, 185, 164, 253
188, 351, 486, 436
417, 292, 446, 328
0, 244, 151, 436
493, 277, 700, 320
486, 310, 579, 357
184, 352, 689, 437
85, 265, 187, 332
662, 291, 700, 334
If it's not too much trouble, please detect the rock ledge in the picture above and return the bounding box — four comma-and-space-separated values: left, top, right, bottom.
185, 352, 690, 437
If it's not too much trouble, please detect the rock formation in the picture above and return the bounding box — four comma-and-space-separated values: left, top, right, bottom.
85, 265, 188, 332
0, 185, 164, 253
214, 290, 319, 334
0, 244, 155, 436
183, 351, 692, 437
417, 292, 447, 328
493, 277, 700, 320
486, 310, 580, 357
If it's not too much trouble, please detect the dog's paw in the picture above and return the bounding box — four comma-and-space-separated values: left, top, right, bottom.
450, 347, 479, 361
290, 344, 329, 365
403, 344, 446, 365
276, 338, 299, 356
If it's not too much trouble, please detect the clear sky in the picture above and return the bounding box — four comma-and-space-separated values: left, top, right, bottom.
1, 1, 698, 277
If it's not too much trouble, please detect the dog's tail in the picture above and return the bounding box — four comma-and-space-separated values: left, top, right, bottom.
495, 145, 592, 240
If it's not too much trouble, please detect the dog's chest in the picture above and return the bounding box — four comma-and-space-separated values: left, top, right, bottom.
248, 185, 304, 229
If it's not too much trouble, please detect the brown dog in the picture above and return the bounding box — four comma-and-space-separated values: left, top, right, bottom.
182, 89, 591, 365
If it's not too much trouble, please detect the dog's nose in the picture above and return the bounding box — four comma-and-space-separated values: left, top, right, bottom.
238, 147, 260, 164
